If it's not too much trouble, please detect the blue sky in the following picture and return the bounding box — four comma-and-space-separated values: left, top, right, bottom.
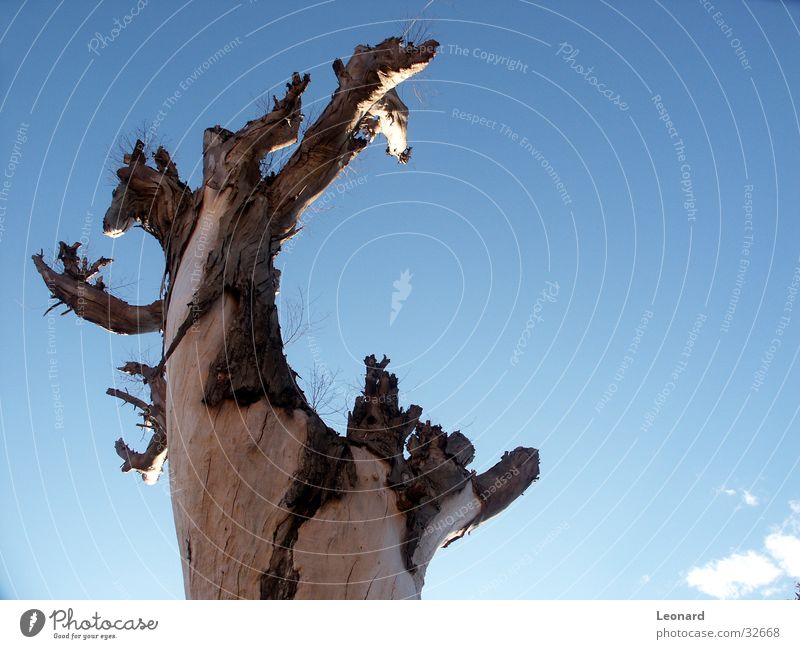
1, 0, 800, 600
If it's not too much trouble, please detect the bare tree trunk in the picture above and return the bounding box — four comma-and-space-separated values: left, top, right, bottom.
32, 36, 540, 599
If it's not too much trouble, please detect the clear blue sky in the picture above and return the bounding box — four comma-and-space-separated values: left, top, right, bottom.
2, 0, 800, 600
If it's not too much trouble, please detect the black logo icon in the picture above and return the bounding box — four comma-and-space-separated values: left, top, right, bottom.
20, 609, 45, 637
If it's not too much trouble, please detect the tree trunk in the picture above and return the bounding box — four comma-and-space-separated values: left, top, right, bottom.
33, 36, 540, 599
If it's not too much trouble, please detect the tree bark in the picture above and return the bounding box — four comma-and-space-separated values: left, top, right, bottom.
32, 36, 540, 599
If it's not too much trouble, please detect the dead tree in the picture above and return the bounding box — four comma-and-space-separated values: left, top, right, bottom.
32, 36, 540, 599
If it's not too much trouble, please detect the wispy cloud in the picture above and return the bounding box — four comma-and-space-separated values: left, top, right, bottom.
718, 486, 759, 507
686, 502, 800, 599
742, 490, 759, 507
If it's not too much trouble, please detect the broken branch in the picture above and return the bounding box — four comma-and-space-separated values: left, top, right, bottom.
267, 37, 439, 237
347, 355, 539, 571
32, 246, 163, 335
108, 362, 168, 485
103, 140, 192, 244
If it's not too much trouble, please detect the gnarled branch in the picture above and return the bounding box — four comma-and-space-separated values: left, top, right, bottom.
109, 362, 167, 485
347, 355, 540, 572
267, 36, 439, 238
103, 140, 192, 244
471, 446, 540, 528
164, 37, 439, 409
32, 244, 162, 335
203, 72, 311, 191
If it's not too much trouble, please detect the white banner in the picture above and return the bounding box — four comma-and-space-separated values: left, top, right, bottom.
1, 600, 798, 648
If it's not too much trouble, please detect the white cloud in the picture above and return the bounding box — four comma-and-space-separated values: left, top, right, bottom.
686, 502, 800, 599
764, 532, 800, 578
722, 488, 736, 497
742, 490, 759, 507
686, 551, 782, 599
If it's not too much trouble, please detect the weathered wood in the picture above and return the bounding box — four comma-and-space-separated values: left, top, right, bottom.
32, 245, 162, 335
108, 362, 168, 485
102, 141, 192, 244
32, 35, 541, 600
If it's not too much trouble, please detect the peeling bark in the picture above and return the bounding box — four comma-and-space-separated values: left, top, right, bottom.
348, 356, 540, 581
32, 35, 541, 599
